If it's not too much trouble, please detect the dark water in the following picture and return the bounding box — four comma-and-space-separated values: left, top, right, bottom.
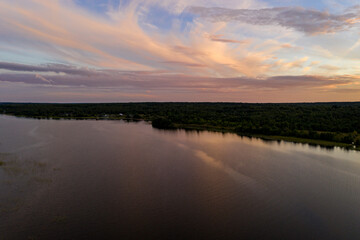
1, 115, 360, 239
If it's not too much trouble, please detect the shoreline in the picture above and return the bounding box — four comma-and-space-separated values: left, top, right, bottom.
2, 114, 359, 151
171, 123, 359, 151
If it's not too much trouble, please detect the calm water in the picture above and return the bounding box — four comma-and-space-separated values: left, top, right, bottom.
1, 115, 360, 239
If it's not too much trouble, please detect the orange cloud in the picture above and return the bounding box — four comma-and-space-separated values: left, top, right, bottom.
0, 0, 286, 78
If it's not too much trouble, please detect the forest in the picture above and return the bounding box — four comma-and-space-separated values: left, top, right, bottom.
1, 102, 360, 149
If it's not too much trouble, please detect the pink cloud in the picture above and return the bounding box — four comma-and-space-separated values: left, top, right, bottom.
0, 0, 284, 78
0, 1, 359, 102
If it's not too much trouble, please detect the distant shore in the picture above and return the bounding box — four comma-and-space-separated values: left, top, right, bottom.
160, 122, 359, 151
1, 114, 358, 151
1, 102, 359, 151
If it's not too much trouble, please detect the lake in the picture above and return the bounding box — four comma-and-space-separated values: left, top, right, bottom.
1, 115, 360, 239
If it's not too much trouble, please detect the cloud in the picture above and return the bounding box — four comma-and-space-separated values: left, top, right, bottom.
207, 34, 251, 44
273, 57, 309, 71
310, 61, 320, 66
185, 5, 360, 35
0, 0, 281, 78
0, 62, 100, 76
1, 68, 359, 102
319, 65, 341, 71
35, 74, 54, 84
0, 62, 357, 91
161, 61, 207, 67
0, 1, 359, 102
280, 43, 296, 49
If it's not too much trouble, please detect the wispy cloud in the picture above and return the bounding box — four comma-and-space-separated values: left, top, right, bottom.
0, 0, 282, 78
186, 5, 360, 35
0, 62, 99, 76
35, 74, 54, 84
319, 65, 341, 71
207, 34, 251, 44
0, 62, 357, 91
0, 0, 359, 102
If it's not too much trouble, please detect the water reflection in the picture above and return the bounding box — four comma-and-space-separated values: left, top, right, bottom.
0, 115, 360, 239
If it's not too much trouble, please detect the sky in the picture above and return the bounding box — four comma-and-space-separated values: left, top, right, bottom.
0, 0, 359, 102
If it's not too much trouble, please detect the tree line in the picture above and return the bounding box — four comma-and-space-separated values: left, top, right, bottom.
1, 102, 359, 146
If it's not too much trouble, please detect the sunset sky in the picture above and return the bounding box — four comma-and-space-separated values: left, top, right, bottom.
0, 0, 359, 102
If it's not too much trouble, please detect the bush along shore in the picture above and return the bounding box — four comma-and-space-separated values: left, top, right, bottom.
1, 102, 359, 150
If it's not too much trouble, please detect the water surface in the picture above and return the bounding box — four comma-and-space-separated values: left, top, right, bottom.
1, 115, 360, 239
